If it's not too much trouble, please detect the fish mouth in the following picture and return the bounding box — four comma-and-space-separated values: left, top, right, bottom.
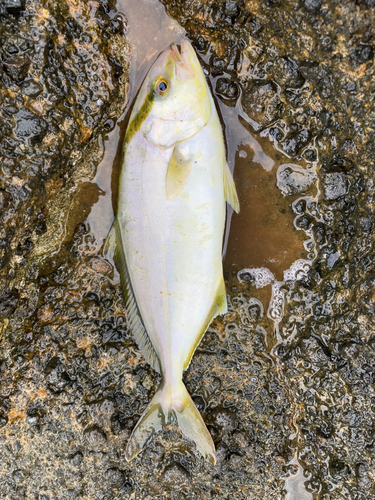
170, 42, 194, 81
170, 43, 183, 63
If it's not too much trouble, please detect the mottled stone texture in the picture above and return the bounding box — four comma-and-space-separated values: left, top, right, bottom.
0, 0, 129, 274
0, 0, 374, 499
160, 0, 375, 499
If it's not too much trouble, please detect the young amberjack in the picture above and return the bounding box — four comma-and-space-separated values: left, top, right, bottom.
105, 40, 239, 464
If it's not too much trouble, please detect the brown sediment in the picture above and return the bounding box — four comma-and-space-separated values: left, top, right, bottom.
224, 143, 307, 281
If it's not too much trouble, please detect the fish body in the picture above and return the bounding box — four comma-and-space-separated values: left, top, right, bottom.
105, 40, 239, 464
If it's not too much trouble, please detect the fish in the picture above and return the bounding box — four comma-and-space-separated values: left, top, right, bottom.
104, 39, 239, 464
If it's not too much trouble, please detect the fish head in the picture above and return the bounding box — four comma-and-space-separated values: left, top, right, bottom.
130, 40, 212, 149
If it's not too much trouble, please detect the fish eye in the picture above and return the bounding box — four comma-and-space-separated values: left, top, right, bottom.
154, 77, 169, 97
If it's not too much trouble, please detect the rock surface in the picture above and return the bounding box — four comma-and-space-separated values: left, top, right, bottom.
0, 0, 374, 499
159, 0, 375, 497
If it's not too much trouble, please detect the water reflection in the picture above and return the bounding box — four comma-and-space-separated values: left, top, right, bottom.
284, 453, 314, 500
225, 144, 307, 280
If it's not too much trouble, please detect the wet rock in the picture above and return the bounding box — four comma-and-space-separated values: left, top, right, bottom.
299, 60, 326, 85
329, 458, 350, 479
88, 256, 113, 276
276, 163, 317, 196
103, 467, 124, 488
2, 54, 30, 82
46, 367, 72, 393
299, 60, 333, 98
19, 79, 43, 98
224, 0, 239, 17
351, 44, 374, 65
280, 128, 311, 157
242, 80, 281, 127
0, 190, 10, 210
320, 109, 333, 128
356, 0, 375, 7
62, 490, 82, 499
248, 302, 262, 322
359, 217, 373, 232
13, 469, 24, 484
224, 0, 240, 23
228, 453, 242, 468
0, 0, 130, 281
356, 462, 372, 489
346, 80, 357, 92
322, 172, 350, 201
339, 342, 360, 360
37, 304, 54, 323
273, 57, 305, 88
70, 452, 83, 467
0, 289, 19, 316
215, 77, 240, 104
14, 108, 48, 143
162, 464, 189, 488
211, 56, 227, 76
84, 426, 107, 448
303, 0, 321, 11
304, 148, 317, 162
209, 408, 237, 433
0, 406, 8, 428
1, 0, 374, 498
1, 0, 25, 15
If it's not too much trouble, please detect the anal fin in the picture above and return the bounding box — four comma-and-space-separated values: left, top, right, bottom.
103, 218, 161, 374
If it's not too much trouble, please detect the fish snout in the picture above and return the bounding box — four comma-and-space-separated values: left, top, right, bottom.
170, 42, 194, 82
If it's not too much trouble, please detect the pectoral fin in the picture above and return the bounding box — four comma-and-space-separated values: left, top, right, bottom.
224, 161, 240, 213
165, 147, 193, 201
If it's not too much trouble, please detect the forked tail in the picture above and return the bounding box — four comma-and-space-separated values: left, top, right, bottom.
125, 382, 216, 464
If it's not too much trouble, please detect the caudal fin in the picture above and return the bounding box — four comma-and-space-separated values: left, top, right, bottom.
174, 391, 216, 464
125, 383, 216, 465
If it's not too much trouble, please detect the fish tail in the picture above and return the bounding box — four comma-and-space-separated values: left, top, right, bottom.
174, 383, 217, 465
125, 385, 165, 462
125, 382, 216, 465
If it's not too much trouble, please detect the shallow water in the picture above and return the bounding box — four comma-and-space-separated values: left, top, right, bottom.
284, 453, 313, 500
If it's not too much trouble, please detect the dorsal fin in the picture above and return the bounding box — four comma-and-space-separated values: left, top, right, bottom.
224, 161, 240, 213
104, 218, 161, 374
